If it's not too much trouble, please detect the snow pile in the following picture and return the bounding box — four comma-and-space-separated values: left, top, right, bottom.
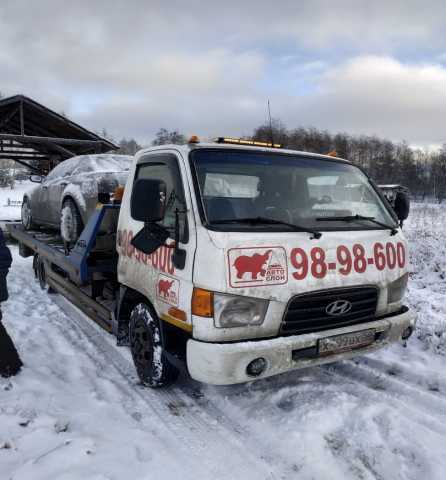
405, 203, 446, 354
0, 181, 35, 221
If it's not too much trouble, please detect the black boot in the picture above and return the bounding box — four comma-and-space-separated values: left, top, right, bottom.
0, 316, 23, 377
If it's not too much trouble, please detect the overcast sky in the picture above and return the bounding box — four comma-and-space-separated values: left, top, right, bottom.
1, 1, 446, 147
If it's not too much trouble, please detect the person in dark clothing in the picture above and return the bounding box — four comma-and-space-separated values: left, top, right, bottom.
0, 229, 22, 377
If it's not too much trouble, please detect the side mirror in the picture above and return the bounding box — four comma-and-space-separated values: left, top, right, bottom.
130, 178, 166, 222
30, 175, 43, 183
394, 191, 410, 222
130, 178, 169, 256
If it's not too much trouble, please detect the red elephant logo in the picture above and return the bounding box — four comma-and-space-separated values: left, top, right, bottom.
228, 246, 288, 288
158, 279, 174, 298
233, 249, 273, 280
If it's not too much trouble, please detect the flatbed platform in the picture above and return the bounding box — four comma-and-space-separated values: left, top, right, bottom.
6, 205, 121, 334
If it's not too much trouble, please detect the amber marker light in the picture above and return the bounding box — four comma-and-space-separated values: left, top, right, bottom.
191, 288, 214, 317
188, 135, 200, 144
112, 186, 125, 203
168, 307, 187, 322
216, 137, 282, 148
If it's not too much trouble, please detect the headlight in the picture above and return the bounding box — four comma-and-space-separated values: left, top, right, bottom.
388, 272, 409, 304
214, 293, 269, 328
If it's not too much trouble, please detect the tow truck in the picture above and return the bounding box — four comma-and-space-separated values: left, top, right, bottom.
8, 137, 416, 387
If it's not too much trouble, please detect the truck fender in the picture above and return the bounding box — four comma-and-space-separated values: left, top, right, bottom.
116, 286, 188, 370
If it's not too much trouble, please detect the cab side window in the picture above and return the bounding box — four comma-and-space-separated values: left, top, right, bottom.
135, 154, 188, 242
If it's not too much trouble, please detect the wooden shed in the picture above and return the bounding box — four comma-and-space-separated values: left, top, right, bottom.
0, 95, 117, 174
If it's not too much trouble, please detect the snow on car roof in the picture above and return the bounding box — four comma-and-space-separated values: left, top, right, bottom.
46, 154, 133, 179
74, 154, 133, 173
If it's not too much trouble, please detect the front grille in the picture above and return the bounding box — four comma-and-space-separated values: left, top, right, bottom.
281, 286, 379, 336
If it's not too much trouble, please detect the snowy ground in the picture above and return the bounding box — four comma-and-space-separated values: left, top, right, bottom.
0, 181, 34, 222
1, 203, 446, 479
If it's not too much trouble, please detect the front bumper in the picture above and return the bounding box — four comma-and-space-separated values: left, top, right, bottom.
186, 308, 416, 385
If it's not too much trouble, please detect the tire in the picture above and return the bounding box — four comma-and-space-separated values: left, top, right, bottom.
60, 198, 83, 246
35, 256, 47, 290
21, 197, 36, 230
129, 303, 179, 388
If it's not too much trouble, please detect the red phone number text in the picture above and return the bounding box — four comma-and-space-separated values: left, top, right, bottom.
290, 242, 406, 280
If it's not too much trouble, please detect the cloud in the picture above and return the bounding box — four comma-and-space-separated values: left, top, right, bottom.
2, 2, 446, 146
281, 56, 446, 145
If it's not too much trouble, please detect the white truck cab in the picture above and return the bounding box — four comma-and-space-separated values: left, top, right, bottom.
116, 137, 415, 386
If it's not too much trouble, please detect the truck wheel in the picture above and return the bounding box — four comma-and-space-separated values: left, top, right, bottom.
60, 199, 83, 246
33, 255, 55, 293
129, 303, 179, 388
36, 257, 47, 290
21, 198, 36, 230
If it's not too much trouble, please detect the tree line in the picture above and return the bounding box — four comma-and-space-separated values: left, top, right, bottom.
252, 121, 446, 202
113, 123, 446, 202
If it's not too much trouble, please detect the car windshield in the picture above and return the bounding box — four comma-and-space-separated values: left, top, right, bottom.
191, 149, 397, 231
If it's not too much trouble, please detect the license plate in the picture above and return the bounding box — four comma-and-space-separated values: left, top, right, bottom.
318, 329, 375, 355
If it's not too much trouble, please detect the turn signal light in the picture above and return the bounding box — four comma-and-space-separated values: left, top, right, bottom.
192, 288, 214, 317
168, 307, 187, 322
188, 135, 200, 144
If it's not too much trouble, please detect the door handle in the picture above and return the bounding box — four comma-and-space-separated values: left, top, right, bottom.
42, 186, 48, 190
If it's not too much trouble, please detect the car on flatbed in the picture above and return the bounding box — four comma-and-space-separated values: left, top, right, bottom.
21, 154, 132, 246
10, 137, 416, 387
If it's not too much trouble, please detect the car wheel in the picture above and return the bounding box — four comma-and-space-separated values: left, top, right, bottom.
60, 198, 84, 246
129, 303, 179, 388
21, 198, 36, 230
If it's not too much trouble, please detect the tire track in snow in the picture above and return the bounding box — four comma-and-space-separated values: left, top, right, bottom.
51, 295, 290, 480
8, 272, 212, 478
5, 252, 280, 480
10, 250, 446, 478
354, 356, 446, 395
53, 292, 446, 474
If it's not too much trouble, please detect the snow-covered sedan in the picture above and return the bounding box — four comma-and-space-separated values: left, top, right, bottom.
21, 154, 132, 245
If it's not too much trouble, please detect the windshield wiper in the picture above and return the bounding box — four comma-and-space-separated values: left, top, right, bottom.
211, 216, 322, 239
316, 214, 398, 235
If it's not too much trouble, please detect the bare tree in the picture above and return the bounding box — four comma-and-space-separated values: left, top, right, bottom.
252, 119, 288, 146
118, 138, 142, 155
152, 128, 186, 146
250, 120, 442, 199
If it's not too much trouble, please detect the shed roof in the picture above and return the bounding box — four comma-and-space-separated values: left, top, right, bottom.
0, 95, 117, 172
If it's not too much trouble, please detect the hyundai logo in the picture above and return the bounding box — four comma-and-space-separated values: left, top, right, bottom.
325, 299, 352, 316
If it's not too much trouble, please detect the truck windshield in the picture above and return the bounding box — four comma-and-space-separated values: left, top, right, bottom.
191, 149, 397, 231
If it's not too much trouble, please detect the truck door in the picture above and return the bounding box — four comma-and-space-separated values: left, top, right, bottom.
118, 151, 196, 331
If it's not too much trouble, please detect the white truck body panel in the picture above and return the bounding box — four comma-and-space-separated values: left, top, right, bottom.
193, 228, 408, 341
